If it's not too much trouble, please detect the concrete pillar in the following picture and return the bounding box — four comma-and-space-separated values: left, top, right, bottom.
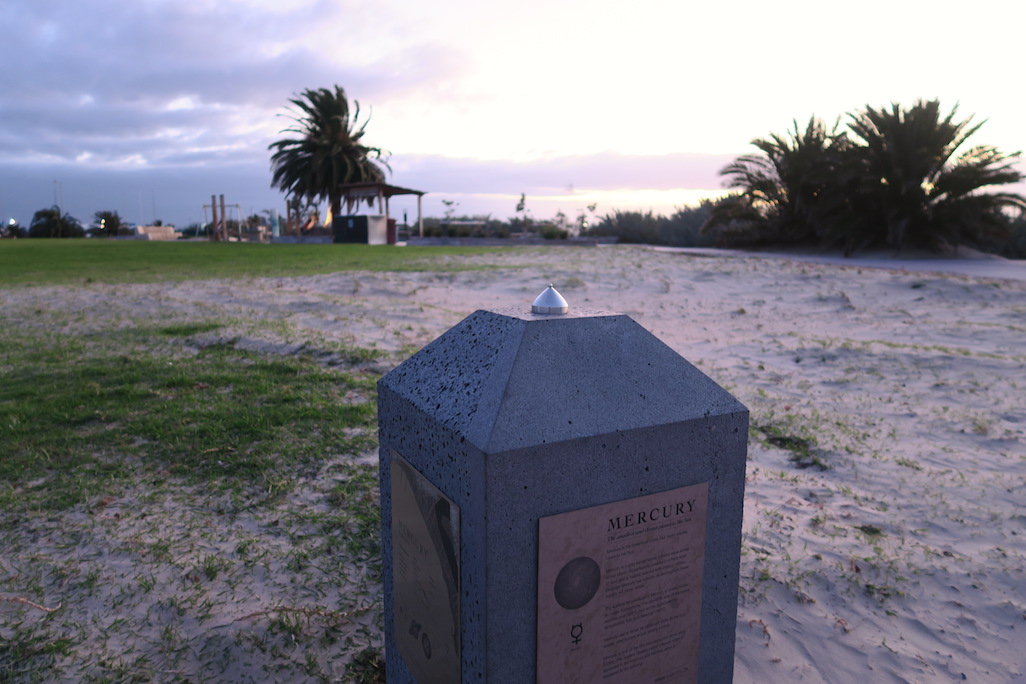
378, 290, 748, 683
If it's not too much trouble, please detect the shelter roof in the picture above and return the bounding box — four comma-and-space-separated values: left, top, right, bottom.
339, 182, 425, 199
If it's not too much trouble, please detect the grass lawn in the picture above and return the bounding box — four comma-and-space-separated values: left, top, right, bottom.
0, 239, 505, 287
0, 240, 487, 681
0, 319, 379, 512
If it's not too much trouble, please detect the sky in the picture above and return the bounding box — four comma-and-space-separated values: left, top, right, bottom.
2, 0, 1024, 229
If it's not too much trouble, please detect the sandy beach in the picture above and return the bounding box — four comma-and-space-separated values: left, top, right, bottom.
2, 244, 1024, 682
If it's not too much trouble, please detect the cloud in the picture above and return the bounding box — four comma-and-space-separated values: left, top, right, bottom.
2, 0, 1021, 228
0, 0, 467, 170
0, 160, 276, 227
391, 152, 734, 195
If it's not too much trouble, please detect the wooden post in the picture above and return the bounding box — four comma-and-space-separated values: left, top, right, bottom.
210, 195, 218, 242
219, 195, 227, 241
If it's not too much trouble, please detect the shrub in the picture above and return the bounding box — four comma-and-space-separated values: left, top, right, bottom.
586, 202, 719, 247
539, 224, 568, 240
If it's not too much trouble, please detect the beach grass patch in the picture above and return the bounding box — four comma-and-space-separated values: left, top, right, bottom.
157, 322, 223, 337
894, 456, 923, 470
753, 422, 828, 470
0, 629, 76, 680
345, 646, 387, 683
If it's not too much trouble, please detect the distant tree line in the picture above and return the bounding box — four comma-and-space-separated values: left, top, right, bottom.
584, 203, 719, 247
0, 207, 284, 241
10, 206, 86, 238
2, 208, 135, 239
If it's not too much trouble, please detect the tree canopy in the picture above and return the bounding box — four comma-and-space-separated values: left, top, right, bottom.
29, 206, 84, 238
92, 210, 124, 237
705, 100, 1025, 254
268, 85, 389, 221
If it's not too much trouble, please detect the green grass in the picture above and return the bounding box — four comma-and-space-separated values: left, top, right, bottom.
0, 296, 388, 679
0, 240, 506, 287
0, 320, 379, 513
0, 241, 445, 680
753, 421, 828, 470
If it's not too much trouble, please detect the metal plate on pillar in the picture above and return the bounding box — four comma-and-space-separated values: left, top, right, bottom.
537, 482, 709, 684
391, 451, 461, 683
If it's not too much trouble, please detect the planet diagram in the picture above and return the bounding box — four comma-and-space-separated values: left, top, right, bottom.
553, 556, 602, 610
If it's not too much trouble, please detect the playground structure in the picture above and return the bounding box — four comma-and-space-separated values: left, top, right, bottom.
203, 194, 246, 242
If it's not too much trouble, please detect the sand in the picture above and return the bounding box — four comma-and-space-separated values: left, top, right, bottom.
2, 244, 1024, 681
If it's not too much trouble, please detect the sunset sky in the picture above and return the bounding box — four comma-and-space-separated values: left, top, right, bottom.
2, 0, 1023, 228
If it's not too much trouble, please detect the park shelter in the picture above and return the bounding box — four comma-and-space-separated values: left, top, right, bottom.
337, 182, 426, 238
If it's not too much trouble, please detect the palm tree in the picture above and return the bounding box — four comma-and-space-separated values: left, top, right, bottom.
29, 206, 83, 238
706, 101, 1024, 254
844, 99, 1024, 251
705, 117, 846, 245
268, 86, 389, 220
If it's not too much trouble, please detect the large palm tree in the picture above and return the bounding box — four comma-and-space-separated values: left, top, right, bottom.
707, 101, 1024, 253
844, 100, 1024, 251
28, 206, 83, 238
705, 117, 846, 245
268, 86, 389, 220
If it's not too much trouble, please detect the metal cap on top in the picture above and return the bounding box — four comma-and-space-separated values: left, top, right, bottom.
532, 284, 569, 315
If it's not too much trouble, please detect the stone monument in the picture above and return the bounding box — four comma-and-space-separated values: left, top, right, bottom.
378, 286, 748, 683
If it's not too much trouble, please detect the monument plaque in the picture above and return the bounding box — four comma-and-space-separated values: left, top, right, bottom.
379, 302, 748, 682
391, 452, 461, 684
537, 482, 709, 684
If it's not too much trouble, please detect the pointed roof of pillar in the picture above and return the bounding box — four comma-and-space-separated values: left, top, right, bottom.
379, 308, 747, 454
